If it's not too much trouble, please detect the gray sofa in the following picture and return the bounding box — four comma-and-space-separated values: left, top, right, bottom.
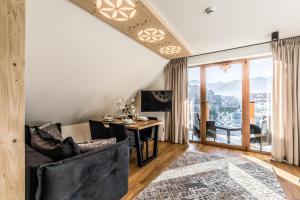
25, 126, 129, 200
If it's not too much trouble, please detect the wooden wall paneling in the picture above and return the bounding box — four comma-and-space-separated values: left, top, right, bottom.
0, 0, 25, 199
70, 0, 191, 59
242, 60, 250, 149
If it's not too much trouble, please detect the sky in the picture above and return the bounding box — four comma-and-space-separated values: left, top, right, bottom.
188, 57, 273, 83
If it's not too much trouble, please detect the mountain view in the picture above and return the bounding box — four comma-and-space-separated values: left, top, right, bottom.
189, 76, 272, 98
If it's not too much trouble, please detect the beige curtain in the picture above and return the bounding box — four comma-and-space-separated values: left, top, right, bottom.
272, 37, 300, 166
164, 57, 189, 144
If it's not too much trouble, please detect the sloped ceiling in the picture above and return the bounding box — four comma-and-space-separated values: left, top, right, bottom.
147, 0, 300, 54
25, 0, 168, 125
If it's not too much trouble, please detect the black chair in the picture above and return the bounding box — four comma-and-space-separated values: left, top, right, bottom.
89, 120, 110, 140
108, 123, 129, 143
250, 124, 265, 151
206, 120, 216, 142
192, 113, 201, 141
109, 123, 142, 158
192, 113, 216, 142
140, 117, 157, 159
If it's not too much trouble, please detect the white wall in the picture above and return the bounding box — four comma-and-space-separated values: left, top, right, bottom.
188, 43, 272, 66
25, 0, 168, 125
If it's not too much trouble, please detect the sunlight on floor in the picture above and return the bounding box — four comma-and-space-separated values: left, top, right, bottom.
241, 155, 300, 187
227, 162, 282, 199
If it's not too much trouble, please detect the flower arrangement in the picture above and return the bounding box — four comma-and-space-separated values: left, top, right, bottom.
116, 98, 136, 118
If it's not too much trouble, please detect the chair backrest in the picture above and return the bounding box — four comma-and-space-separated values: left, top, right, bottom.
109, 123, 128, 142
139, 117, 158, 139
196, 113, 201, 121
89, 120, 110, 140
147, 116, 158, 120
250, 124, 262, 135
206, 120, 215, 127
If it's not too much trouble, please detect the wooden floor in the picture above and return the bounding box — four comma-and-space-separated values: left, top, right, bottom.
123, 141, 300, 200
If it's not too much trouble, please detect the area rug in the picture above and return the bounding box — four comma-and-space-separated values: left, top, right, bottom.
135, 151, 286, 200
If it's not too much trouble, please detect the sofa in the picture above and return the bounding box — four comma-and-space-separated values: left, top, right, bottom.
25, 124, 129, 200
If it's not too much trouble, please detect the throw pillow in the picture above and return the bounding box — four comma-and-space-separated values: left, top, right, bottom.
40, 123, 63, 141
31, 128, 80, 161
48, 137, 80, 161
31, 131, 58, 153
78, 138, 116, 153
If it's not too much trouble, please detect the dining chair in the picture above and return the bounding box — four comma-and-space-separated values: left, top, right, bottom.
89, 120, 110, 140
109, 123, 142, 158
140, 117, 158, 159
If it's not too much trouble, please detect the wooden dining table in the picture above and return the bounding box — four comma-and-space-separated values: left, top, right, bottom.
97, 118, 164, 167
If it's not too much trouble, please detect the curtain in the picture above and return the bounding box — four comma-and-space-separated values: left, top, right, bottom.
272, 36, 300, 166
164, 57, 189, 144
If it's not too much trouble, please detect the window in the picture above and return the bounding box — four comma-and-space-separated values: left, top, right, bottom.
249, 57, 273, 152
188, 56, 273, 153
188, 67, 201, 141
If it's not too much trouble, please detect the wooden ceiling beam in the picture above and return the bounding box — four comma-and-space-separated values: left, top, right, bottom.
70, 0, 191, 59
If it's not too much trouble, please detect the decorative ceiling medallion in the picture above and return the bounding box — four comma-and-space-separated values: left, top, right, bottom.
137, 28, 165, 43
160, 46, 181, 55
96, 0, 136, 22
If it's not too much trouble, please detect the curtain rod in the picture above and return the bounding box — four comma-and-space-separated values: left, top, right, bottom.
188, 35, 300, 58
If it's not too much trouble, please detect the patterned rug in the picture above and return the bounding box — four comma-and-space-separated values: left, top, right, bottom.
135, 151, 286, 200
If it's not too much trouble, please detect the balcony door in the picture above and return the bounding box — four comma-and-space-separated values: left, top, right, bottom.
188, 57, 273, 153
202, 61, 248, 150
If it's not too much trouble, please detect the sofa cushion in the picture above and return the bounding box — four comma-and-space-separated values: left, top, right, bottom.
47, 137, 81, 161
31, 131, 59, 153
31, 129, 80, 161
78, 138, 116, 153
25, 145, 53, 200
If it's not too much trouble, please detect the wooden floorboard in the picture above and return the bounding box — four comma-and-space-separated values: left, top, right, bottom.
123, 141, 300, 200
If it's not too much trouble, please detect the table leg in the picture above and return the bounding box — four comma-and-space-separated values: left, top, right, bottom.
227, 130, 230, 144
153, 126, 159, 158
133, 130, 143, 167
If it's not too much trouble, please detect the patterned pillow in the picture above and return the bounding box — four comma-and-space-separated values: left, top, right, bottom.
78, 138, 116, 153
40, 124, 63, 141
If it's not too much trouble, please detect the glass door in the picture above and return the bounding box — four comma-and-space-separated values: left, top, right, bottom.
188, 57, 273, 152
204, 62, 244, 148
249, 57, 273, 152
188, 67, 201, 142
